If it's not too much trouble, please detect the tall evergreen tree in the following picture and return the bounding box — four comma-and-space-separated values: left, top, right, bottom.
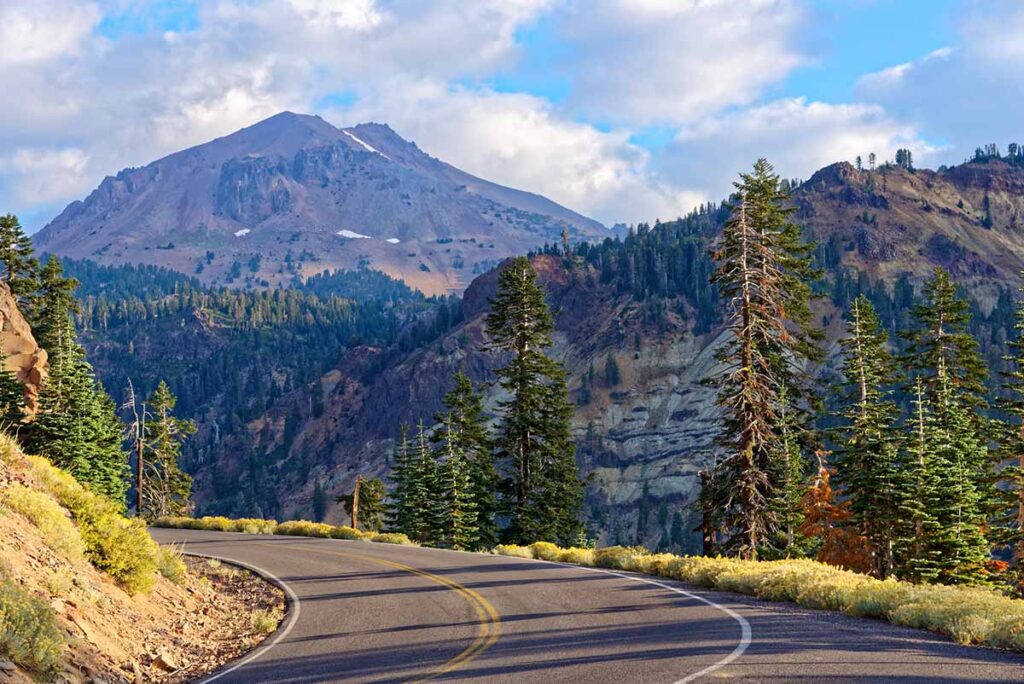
833, 296, 904, 577
436, 419, 480, 550
434, 373, 497, 547
707, 159, 821, 559
900, 268, 994, 584
140, 381, 195, 519
996, 283, 1024, 570
26, 257, 129, 505
486, 257, 583, 545
387, 425, 415, 532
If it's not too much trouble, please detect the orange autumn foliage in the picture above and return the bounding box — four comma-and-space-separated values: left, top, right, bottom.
799, 462, 874, 574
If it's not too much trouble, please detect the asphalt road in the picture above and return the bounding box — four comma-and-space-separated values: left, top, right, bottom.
150, 528, 1024, 683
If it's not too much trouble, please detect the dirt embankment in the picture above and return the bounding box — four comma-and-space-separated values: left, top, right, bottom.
0, 435, 284, 683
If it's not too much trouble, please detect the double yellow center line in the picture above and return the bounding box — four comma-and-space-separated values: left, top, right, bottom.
267, 542, 501, 682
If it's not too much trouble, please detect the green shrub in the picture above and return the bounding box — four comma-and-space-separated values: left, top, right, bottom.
152, 516, 191, 528
555, 547, 595, 565
528, 541, 559, 560
593, 546, 635, 569
492, 544, 533, 558
28, 456, 158, 594
368, 532, 414, 545
3, 483, 84, 563
274, 520, 334, 538
252, 610, 280, 635
0, 575, 64, 676
198, 516, 233, 531
156, 544, 187, 584
330, 526, 365, 540
231, 518, 278, 534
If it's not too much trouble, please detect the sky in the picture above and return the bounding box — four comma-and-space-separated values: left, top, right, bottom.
1, 0, 1021, 231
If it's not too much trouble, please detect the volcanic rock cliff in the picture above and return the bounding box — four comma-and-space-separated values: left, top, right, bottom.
0, 282, 47, 415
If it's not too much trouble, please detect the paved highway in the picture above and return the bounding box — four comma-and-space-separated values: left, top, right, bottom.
151, 529, 1024, 683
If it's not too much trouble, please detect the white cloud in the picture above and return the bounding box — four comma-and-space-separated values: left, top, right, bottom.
660, 98, 934, 199
0, 147, 91, 204
0, 0, 100, 66
855, 1, 1024, 165
556, 0, 808, 125
341, 80, 693, 224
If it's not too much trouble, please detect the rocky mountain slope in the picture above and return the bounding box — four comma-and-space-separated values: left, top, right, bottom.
0, 282, 47, 415
181, 155, 1024, 549
33, 112, 607, 295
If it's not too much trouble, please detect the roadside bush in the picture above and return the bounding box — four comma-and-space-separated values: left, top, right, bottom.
593, 546, 636, 569
368, 532, 414, 545
330, 526, 365, 540
28, 456, 158, 594
0, 575, 64, 676
156, 544, 187, 584
504, 538, 1024, 655
3, 483, 85, 563
555, 547, 595, 565
492, 544, 533, 559
274, 520, 334, 538
197, 516, 233, 531
527, 541, 559, 560
232, 518, 277, 534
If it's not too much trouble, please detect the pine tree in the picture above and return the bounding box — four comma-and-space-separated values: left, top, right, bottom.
434, 373, 497, 547
0, 213, 39, 306
832, 296, 904, 577
896, 378, 945, 583
765, 385, 812, 558
708, 160, 821, 559
900, 268, 994, 584
138, 382, 195, 519
486, 257, 583, 545
358, 478, 387, 532
387, 425, 415, 532
436, 419, 480, 550
402, 419, 439, 544
26, 257, 129, 505
996, 284, 1024, 571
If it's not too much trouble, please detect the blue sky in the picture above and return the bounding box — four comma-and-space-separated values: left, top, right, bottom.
2, 0, 1021, 230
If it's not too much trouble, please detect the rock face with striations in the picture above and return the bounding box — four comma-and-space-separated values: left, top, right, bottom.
0, 282, 47, 415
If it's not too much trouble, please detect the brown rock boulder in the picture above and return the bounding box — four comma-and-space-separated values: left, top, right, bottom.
0, 282, 48, 415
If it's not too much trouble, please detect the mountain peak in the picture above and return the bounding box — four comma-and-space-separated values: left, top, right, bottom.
34, 113, 607, 295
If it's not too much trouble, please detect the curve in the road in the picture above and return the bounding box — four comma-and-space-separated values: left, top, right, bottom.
552, 562, 752, 683
152, 529, 1024, 683
185, 551, 303, 684
271, 542, 501, 682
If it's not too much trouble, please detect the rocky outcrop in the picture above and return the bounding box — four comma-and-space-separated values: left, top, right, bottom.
0, 282, 47, 415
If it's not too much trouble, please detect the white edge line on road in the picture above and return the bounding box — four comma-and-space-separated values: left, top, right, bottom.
178, 550, 302, 683
535, 560, 752, 683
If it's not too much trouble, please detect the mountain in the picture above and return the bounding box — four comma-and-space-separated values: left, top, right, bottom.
33, 112, 608, 295
72, 153, 1024, 548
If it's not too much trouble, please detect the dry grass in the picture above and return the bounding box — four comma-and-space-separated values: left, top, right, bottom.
28, 456, 158, 595
0, 573, 64, 676
155, 515, 418, 546
493, 542, 1024, 652
3, 482, 85, 563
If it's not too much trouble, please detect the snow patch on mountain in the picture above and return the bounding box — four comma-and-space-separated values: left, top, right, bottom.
342, 130, 390, 160
386, 238, 400, 244
337, 229, 372, 239
234, 229, 251, 237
